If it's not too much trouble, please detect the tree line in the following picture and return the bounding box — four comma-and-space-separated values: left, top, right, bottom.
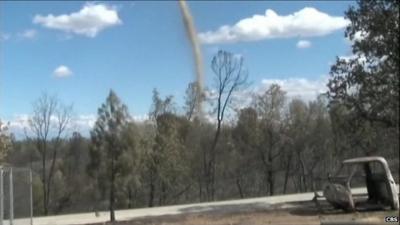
0, 0, 398, 221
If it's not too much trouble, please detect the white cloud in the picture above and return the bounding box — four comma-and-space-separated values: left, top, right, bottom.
7, 114, 30, 132
296, 40, 311, 48
199, 7, 349, 44
6, 114, 94, 139
19, 29, 37, 39
53, 65, 73, 78
74, 114, 97, 129
353, 31, 368, 42
204, 77, 328, 121
0, 32, 11, 41
212, 77, 328, 113
338, 54, 367, 65
344, 30, 369, 45
259, 76, 328, 102
133, 114, 148, 122
70, 114, 96, 136
338, 54, 358, 62
6, 113, 150, 139
337, 53, 388, 74
33, 3, 122, 38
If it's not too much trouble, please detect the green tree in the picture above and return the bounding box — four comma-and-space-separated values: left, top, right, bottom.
59, 132, 91, 212
145, 89, 177, 207
232, 107, 260, 198
149, 89, 175, 120
0, 120, 11, 163
88, 90, 135, 222
328, 0, 399, 164
153, 113, 189, 205
253, 84, 286, 196
328, 0, 399, 128
283, 96, 334, 193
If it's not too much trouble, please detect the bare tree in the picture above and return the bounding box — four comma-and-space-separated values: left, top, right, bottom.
207, 50, 248, 200
28, 93, 72, 215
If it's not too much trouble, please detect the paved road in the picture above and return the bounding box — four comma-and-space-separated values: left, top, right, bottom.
6, 186, 396, 225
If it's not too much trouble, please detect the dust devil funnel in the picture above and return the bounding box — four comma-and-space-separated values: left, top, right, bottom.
179, 0, 205, 119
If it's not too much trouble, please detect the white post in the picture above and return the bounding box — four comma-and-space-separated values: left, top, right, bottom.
9, 168, 13, 225
0, 168, 3, 225
29, 169, 33, 225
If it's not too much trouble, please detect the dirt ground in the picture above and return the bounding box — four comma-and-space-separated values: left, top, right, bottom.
88, 201, 399, 225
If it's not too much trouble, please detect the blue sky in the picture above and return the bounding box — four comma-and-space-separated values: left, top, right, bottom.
0, 1, 355, 136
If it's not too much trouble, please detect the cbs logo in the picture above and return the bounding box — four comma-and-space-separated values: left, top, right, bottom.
385, 216, 399, 223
